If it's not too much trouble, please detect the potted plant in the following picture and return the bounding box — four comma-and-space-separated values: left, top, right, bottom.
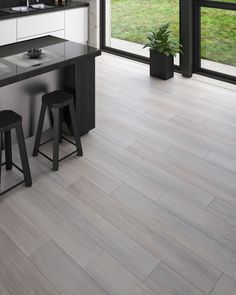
144, 23, 182, 80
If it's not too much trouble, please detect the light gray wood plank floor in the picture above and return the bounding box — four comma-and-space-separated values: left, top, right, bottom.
0, 53, 236, 295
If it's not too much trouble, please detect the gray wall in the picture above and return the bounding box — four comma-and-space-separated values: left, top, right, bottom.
0, 70, 61, 141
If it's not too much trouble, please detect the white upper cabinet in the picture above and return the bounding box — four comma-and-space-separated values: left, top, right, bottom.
65, 7, 88, 44
17, 11, 64, 39
0, 19, 16, 46
0, 7, 88, 46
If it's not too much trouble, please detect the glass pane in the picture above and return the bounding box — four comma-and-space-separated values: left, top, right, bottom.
105, 0, 180, 65
206, 0, 236, 2
201, 7, 236, 76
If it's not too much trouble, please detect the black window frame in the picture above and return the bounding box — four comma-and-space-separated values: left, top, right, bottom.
100, 0, 236, 84
100, 0, 181, 72
194, 0, 236, 84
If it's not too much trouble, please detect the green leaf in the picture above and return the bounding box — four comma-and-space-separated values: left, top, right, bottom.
144, 22, 183, 57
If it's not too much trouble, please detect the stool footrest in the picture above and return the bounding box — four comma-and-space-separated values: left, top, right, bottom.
38, 150, 79, 163
62, 136, 76, 146
37, 135, 80, 165
0, 161, 27, 196
0, 180, 25, 196
39, 138, 53, 147
1, 161, 24, 173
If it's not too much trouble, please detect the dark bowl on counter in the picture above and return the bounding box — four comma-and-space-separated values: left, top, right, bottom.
27, 48, 42, 59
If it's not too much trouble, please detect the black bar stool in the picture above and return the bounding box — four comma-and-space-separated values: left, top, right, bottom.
0, 110, 32, 195
33, 90, 83, 171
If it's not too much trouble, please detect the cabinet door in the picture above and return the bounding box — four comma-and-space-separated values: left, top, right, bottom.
65, 8, 88, 44
17, 11, 64, 39
0, 19, 17, 46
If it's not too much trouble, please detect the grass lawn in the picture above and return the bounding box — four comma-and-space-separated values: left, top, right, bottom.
111, 0, 236, 66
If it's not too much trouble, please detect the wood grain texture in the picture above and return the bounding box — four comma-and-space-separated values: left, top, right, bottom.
67, 176, 220, 294
126, 140, 214, 208
144, 262, 204, 295
86, 251, 154, 295
206, 198, 236, 228
165, 146, 236, 205
0, 230, 60, 295
0, 53, 235, 295
111, 183, 236, 281
159, 191, 236, 253
8, 188, 102, 268
81, 139, 167, 201
0, 280, 11, 295
41, 177, 159, 281
0, 200, 49, 257
205, 150, 236, 174
81, 133, 215, 204
210, 274, 236, 295
61, 157, 122, 193
30, 240, 108, 295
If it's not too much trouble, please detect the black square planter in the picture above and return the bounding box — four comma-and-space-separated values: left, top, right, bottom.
150, 50, 174, 80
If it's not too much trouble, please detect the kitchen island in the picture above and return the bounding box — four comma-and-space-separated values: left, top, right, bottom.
0, 36, 101, 137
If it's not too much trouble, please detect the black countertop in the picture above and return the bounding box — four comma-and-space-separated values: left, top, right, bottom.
0, 35, 101, 87
0, 0, 88, 20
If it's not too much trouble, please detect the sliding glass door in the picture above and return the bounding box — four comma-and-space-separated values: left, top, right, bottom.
103, 0, 180, 65
195, 0, 236, 79
101, 0, 236, 82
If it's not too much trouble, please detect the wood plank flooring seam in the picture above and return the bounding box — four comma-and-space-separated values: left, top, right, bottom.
67, 176, 220, 293
144, 260, 211, 295
156, 200, 236, 262
84, 133, 217, 204
106, 188, 224, 287
202, 151, 236, 176
108, 185, 234, 280
208, 272, 223, 295
0, 230, 61, 295
66, 181, 161, 281
29, 241, 110, 295
83, 139, 215, 206
1, 53, 235, 295
3, 198, 60, 258
0, 277, 13, 295
206, 198, 236, 229
123, 143, 216, 207
7, 188, 105, 269
28, 242, 68, 295
84, 250, 156, 295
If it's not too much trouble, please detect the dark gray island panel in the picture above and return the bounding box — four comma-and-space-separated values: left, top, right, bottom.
63, 57, 95, 135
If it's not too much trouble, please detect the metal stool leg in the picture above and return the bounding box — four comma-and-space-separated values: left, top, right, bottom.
15, 122, 32, 187
59, 108, 63, 144
33, 103, 47, 156
52, 107, 60, 171
5, 130, 12, 170
0, 133, 2, 191
69, 102, 83, 156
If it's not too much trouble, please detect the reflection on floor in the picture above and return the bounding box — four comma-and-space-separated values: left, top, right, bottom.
110, 37, 236, 76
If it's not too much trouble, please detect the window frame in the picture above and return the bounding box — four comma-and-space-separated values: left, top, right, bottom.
194, 0, 236, 83
100, 0, 236, 84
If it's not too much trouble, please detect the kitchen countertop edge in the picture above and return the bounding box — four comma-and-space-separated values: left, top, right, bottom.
0, 1, 89, 21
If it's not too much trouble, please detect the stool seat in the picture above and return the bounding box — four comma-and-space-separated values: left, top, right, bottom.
0, 109, 32, 196
42, 90, 74, 108
0, 110, 21, 130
